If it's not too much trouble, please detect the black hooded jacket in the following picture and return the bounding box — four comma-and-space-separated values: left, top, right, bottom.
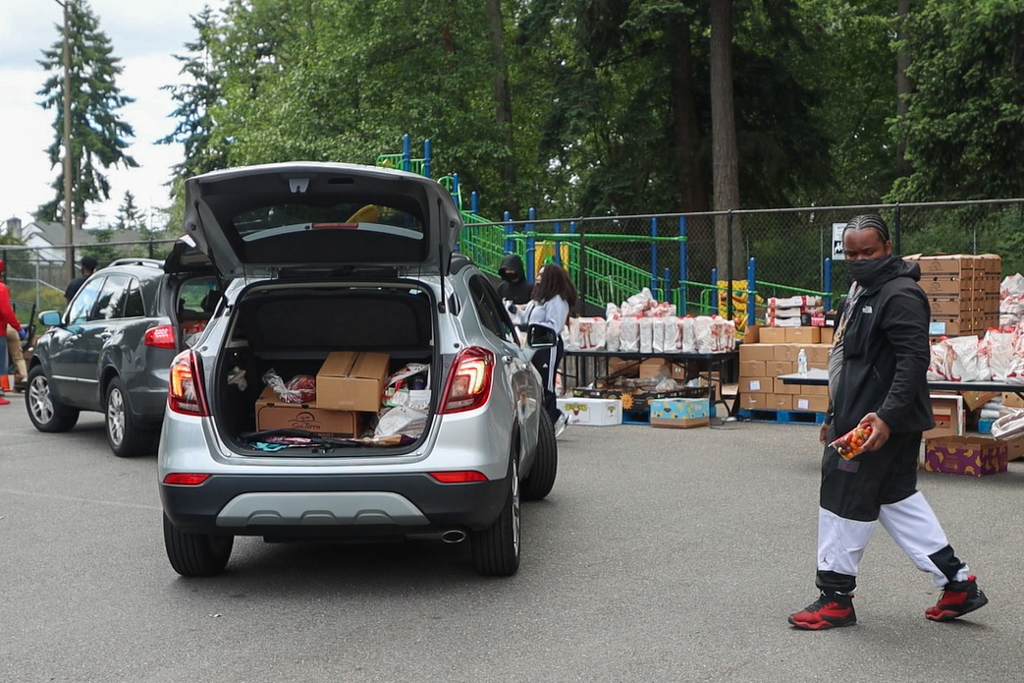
831, 257, 934, 436
497, 254, 533, 305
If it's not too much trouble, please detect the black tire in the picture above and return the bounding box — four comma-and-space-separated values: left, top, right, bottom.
163, 513, 233, 577
105, 377, 157, 458
25, 365, 79, 433
472, 447, 521, 577
522, 410, 558, 501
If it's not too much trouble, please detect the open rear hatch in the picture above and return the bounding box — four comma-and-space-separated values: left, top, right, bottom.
180, 162, 462, 280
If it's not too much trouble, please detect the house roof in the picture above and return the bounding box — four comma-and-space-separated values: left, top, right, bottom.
22, 221, 147, 246
22, 221, 96, 246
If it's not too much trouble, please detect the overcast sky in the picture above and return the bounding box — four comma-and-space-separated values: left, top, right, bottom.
0, 0, 226, 232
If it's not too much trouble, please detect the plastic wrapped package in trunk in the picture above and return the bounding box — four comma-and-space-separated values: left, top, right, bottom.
212, 282, 437, 452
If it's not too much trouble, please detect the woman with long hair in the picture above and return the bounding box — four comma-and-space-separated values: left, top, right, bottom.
521, 262, 577, 435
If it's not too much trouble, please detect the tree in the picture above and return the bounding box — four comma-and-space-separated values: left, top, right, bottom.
113, 190, 145, 232
710, 0, 744, 275
159, 5, 228, 182
891, 0, 1024, 201
36, 0, 137, 227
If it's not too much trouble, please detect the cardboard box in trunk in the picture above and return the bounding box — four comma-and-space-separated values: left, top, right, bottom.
255, 386, 362, 438
316, 352, 390, 412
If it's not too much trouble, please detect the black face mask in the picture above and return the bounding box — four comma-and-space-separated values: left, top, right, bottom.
848, 254, 895, 287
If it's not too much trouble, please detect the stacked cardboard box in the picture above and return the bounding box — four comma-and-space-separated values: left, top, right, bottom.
908, 254, 1001, 338
738, 341, 830, 413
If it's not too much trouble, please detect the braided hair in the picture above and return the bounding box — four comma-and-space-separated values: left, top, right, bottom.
842, 214, 890, 244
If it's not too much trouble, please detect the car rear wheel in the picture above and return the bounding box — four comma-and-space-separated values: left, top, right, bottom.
472, 440, 521, 577
522, 410, 557, 500
163, 513, 234, 577
105, 377, 157, 458
25, 365, 79, 433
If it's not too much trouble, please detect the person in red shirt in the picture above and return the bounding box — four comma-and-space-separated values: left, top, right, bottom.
0, 259, 22, 405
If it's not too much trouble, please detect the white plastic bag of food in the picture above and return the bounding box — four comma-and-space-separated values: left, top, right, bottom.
927, 342, 948, 381
651, 317, 667, 352
694, 316, 714, 354
579, 317, 607, 350
619, 316, 640, 352
605, 316, 621, 352
679, 316, 696, 353
638, 316, 654, 353
375, 406, 428, 438
982, 329, 1017, 381
621, 288, 654, 317
941, 336, 985, 382
662, 316, 681, 352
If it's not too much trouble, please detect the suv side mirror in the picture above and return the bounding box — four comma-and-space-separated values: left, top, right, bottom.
526, 324, 557, 348
39, 310, 62, 327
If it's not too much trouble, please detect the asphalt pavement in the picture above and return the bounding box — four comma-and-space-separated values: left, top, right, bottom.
1, 400, 1022, 683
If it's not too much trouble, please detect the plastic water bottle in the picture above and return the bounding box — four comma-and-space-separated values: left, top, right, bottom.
797, 348, 808, 376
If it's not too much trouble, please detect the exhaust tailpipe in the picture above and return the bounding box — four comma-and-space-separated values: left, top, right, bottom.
441, 529, 467, 544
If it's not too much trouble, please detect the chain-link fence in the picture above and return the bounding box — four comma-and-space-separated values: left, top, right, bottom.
463, 198, 1024, 329
4, 199, 1022, 329
1, 239, 177, 324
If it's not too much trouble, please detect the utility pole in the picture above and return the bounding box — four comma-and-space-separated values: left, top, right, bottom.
57, 0, 75, 283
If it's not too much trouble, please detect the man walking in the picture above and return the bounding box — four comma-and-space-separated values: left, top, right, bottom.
789, 214, 987, 630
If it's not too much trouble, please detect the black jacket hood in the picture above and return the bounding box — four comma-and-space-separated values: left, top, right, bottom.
856, 256, 921, 293
499, 253, 526, 282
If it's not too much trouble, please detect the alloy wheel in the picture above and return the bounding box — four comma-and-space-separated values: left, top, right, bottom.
29, 375, 54, 424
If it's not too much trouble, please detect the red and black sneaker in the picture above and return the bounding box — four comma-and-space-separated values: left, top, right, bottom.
789, 595, 856, 630
925, 575, 988, 622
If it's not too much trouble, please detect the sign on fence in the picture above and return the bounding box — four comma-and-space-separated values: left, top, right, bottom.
832, 223, 846, 260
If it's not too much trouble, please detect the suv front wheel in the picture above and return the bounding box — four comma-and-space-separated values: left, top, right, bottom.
105, 377, 157, 457
25, 365, 79, 433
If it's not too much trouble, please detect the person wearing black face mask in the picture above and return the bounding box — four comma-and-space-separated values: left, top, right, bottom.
789, 214, 987, 630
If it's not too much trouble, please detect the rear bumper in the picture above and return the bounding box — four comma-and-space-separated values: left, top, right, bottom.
160, 472, 507, 537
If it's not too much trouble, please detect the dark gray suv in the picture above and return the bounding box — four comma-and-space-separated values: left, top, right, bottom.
27, 245, 218, 457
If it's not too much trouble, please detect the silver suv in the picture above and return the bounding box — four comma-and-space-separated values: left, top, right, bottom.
158, 162, 558, 577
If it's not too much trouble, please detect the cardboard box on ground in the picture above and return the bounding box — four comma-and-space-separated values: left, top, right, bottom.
557, 397, 622, 426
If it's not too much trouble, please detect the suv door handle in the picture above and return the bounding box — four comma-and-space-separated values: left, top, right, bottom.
99, 331, 112, 340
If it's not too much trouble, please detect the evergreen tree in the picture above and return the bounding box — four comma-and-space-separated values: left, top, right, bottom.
113, 190, 144, 232
36, 0, 138, 227
159, 5, 228, 182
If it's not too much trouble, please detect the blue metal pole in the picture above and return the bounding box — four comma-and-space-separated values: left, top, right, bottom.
423, 138, 432, 178
650, 217, 658, 294
470, 191, 478, 215
554, 221, 562, 266
402, 133, 411, 172
663, 267, 670, 303
679, 216, 687, 314
527, 207, 537, 283
452, 173, 460, 211
747, 257, 757, 330
823, 258, 833, 311
503, 211, 513, 254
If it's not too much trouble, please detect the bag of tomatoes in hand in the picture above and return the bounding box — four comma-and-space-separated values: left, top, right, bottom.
829, 423, 874, 460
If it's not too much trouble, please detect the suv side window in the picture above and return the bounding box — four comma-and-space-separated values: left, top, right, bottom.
123, 277, 146, 318
468, 275, 517, 345
66, 277, 104, 325
93, 274, 131, 321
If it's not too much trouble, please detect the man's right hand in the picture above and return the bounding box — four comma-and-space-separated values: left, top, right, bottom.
819, 421, 831, 446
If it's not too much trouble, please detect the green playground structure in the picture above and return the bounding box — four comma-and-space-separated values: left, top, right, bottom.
376, 135, 832, 326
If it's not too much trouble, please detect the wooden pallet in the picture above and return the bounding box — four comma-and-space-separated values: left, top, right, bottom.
738, 408, 826, 425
